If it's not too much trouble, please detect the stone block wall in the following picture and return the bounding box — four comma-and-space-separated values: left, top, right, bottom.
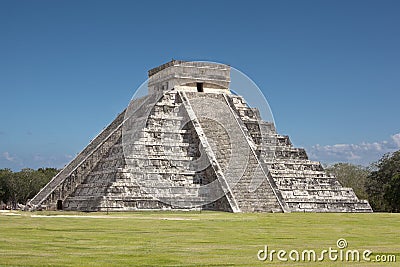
29, 60, 372, 213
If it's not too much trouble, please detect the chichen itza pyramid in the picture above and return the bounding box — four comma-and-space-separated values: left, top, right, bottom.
28, 60, 372, 213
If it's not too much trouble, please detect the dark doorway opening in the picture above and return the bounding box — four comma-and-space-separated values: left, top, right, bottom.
57, 200, 63, 210
197, 82, 204, 92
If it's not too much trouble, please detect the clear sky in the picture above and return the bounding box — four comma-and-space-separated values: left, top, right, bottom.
1, 0, 399, 170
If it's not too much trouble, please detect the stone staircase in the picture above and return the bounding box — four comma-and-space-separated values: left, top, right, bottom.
28, 95, 151, 210
60, 90, 233, 211
27, 110, 127, 210
29, 59, 372, 213
183, 91, 285, 212
228, 94, 372, 212
29, 88, 372, 213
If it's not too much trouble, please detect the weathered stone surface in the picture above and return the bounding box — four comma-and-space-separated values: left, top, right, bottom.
28, 60, 372, 213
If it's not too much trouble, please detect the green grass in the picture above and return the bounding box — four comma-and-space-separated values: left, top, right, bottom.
0, 211, 399, 266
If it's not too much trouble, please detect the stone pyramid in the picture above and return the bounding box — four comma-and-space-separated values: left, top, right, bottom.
28, 60, 372, 212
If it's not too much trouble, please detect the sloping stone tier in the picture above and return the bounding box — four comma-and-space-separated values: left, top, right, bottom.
228, 95, 372, 212
29, 89, 372, 213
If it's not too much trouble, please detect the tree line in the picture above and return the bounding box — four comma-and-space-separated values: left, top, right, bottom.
0, 150, 399, 212
326, 150, 400, 212
0, 168, 58, 209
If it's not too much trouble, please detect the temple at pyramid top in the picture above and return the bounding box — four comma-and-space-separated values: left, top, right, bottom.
147, 60, 231, 94
28, 60, 372, 213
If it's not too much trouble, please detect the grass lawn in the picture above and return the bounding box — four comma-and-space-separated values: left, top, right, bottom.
0, 211, 399, 266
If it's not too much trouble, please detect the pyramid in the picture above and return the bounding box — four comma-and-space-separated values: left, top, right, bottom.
28, 60, 372, 212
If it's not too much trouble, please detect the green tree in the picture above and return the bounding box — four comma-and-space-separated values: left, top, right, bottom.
6, 169, 36, 208
34, 168, 58, 197
326, 163, 369, 200
1, 168, 57, 208
0, 169, 13, 205
366, 150, 400, 212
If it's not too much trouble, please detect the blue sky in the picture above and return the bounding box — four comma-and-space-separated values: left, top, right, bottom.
1, 0, 399, 170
